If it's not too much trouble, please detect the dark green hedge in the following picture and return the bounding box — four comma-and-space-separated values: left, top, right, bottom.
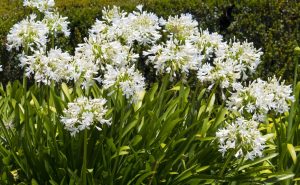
0, 0, 299, 84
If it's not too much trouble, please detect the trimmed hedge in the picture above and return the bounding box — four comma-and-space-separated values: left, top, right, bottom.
0, 0, 299, 84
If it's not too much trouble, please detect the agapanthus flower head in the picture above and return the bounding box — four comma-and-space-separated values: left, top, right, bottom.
101, 41, 138, 67
161, 13, 199, 41
124, 5, 161, 45
216, 117, 266, 160
101, 6, 127, 23
194, 29, 226, 60
89, 19, 110, 41
144, 38, 200, 78
20, 48, 74, 85
61, 96, 110, 136
226, 77, 294, 121
197, 58, 242, 89
220, 40, 263, 75
86, 39, 138, 68
93, 5, 161, 46
103, 65, 145, 103
7, 14, 49, 51
73, 43, 100, 89
43, 11, 70, 37
196, 38, 262, 89
23, 0, 55, 12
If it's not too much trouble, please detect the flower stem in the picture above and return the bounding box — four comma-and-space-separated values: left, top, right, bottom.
81, 129, 88, 185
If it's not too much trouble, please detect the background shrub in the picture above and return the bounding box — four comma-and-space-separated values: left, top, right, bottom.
0, 0, 299, 84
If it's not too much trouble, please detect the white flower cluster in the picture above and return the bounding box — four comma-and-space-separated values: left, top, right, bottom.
217, 77, 293, 160
144, 13, 262, 85
144, 39, 200, 77
197, 40, 263, 88
103, 65, 145, 103
227, 77, 294, 121
23, 0, 55, 12
7, 0, 71, 85
88, 40, 139, 68
194, 30, 226, 60
216, 117, 266, 160
61, 97, 110, 136
74, 5, 150, 93
7, 0, 70, 50
7, 14, 49, 51
161, 13, 199, 41
20, 48, 74, 85
43, 11, 70, 36
73, 43, 100, 89
89, 5, 161, 46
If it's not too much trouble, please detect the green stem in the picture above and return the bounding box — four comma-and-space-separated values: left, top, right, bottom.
273, 117, 283, 171
219, 145, 241, 178
22, 45, 29, 93
51, 33, 55, 49
287, 51, 299, 142
81, 129, 88, 185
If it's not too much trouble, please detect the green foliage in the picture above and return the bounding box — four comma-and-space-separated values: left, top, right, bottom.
0, 74, 299, 184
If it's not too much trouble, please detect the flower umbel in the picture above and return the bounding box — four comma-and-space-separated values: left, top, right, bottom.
61, 97, 110, 136
216, 117, 266, 160
20, 48, 74, 85
103, 65, 145, 103
7, 14, 49, 51
226, 76, 294, 121
23, 0, 55, 12
43, 11, 70, 37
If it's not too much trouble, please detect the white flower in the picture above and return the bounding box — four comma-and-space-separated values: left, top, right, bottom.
197, 58, 242, 89
124, 5, 161, 45
101, 6, 127, 23
144, 38, 200, 77
20, 48, 74, 85
7, 14, 49, 52
73, 43, 100, 89
216, 117, 266, 160
219, 40, 263, 75
88, 39, 138, 68
226, 77, 294, 118
89, 19, 110, 40
0, 65, 2, 72
61, 97, 110, 136
194, 29, 226, 61
23, 0, 55, 12
97, 6, 128, 42
163, 13, 199, 41
43, 11, 70, 37
90, 5, 161, 46
196, 37, 262, 88
103, 65, 145, 103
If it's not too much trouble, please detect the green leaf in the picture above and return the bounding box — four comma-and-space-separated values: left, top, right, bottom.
121, 119, 139, 139
61, 83, 72, 101
239, 153, 279, 171
131, 135, 142, 146
31, 178, 39, 185
264, 172, 295, 183
206, 93, 215, 113
106, 138, 117, 152
174, 165, 210, 182
287, 143, 297, 164
149, 83, 158, 101
135, 171, 156, 185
